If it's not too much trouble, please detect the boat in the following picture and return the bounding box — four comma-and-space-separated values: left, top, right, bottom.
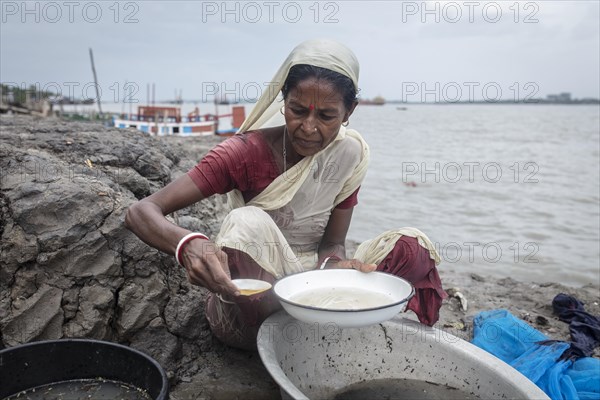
359, 96, 385, 106
112, 105, 246, 136
214, 105, 246, 136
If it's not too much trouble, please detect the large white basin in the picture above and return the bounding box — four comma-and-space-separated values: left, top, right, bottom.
257, 311, 549, 400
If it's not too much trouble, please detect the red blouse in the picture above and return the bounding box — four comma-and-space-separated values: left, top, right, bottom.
188, 131, 359, 208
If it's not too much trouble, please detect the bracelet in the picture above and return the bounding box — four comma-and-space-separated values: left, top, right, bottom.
175, 232, 209, 267
319, 255, 341, 270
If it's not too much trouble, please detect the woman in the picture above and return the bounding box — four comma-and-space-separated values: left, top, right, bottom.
125, 39, 446, 350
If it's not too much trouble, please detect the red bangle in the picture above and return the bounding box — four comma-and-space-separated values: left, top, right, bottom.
175, 233, 209, 267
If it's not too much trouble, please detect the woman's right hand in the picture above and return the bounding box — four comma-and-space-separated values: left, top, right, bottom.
125, 175, 240, 297
328, 258, 377, 273
180, 238, 240, 297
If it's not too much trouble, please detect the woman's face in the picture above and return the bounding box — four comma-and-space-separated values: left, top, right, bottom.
284, 77, 355, 157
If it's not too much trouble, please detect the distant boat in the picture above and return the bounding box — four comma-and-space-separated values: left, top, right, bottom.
397, 107, 407, 111
112, 105, 245, 136
359, 96, 385, 106
217, 99, 240, 105
165, 98, 184, 105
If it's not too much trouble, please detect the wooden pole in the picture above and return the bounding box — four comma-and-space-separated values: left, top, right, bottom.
214, 94, 219, 134
129, 80, 133, 119
88, 48, 103, 117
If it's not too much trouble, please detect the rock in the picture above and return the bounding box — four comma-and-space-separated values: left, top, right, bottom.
164, 289, 209, 340
6, 167, 114, 251
446, 287, 468, 312
62, 286, 80, 320
63, 285, 116, 339
535, 315, 549, 326
443, 321, 466, 330
0, 284, 64, 346
37, 230, 121, 285
133, 151, 173, 182
130, 317, 181, 371
9, 266, 40, 300
470, 273, 485, 282
105, 165, 150, 199
0, 222, 38, 273
116, 273, 168, 338
0, 115, 229, 383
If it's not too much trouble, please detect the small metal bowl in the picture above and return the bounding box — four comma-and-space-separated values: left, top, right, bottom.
232, 279, 272, 296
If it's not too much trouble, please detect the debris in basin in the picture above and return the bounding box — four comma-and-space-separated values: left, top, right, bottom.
3, 378, 152, 400
332, 378, 481, 400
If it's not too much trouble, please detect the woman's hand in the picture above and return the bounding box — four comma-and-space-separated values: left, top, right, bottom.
325, 258, 377, 273
125, 175, 240, 297
319, 208, 378, 272
180, 238, 240, 297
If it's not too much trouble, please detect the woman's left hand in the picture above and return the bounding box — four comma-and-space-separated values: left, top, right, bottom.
327, 258, 377, 272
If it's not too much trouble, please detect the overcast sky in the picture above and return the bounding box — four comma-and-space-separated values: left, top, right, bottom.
1, 1, 599, 103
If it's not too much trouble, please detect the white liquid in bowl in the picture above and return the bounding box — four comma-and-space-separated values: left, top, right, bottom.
289, 287, 395, 310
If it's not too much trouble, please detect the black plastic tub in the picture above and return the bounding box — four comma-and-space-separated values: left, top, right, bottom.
0, 339, 169, 399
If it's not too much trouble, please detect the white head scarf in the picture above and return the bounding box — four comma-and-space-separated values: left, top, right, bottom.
237, 39, 360, 134
220, 40, 369, 274
227, 39, 369, 212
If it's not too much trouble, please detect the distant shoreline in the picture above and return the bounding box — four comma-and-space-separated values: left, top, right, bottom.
385, 100, 600, 105
49, 100, 600, 108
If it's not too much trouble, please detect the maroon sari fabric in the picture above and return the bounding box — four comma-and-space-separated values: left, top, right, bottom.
187, 131, 359, 208
205, 248, 281, 351
375, 236, 447, 326
205, 237, 446, 350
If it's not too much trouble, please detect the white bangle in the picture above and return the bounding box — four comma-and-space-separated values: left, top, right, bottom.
319, 256, 340, 270
175, 232, 209, 267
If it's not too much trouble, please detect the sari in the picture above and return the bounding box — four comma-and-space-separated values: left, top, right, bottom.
201, 39, 446, 350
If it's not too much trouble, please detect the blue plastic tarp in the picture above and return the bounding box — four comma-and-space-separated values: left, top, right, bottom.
472, 309, 600, 400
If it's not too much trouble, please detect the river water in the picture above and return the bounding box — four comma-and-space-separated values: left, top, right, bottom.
348, 104, 599, 287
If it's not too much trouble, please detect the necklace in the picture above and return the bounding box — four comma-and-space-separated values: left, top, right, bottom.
282, 126, 287, 173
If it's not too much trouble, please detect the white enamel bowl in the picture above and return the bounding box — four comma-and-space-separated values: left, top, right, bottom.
272, 270, 414, 328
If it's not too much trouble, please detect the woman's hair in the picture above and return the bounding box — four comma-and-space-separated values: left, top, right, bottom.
281, 64, 358, 111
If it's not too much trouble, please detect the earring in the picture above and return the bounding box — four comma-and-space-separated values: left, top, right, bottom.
280, 106, 285, 115
342, 120, 349, 127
